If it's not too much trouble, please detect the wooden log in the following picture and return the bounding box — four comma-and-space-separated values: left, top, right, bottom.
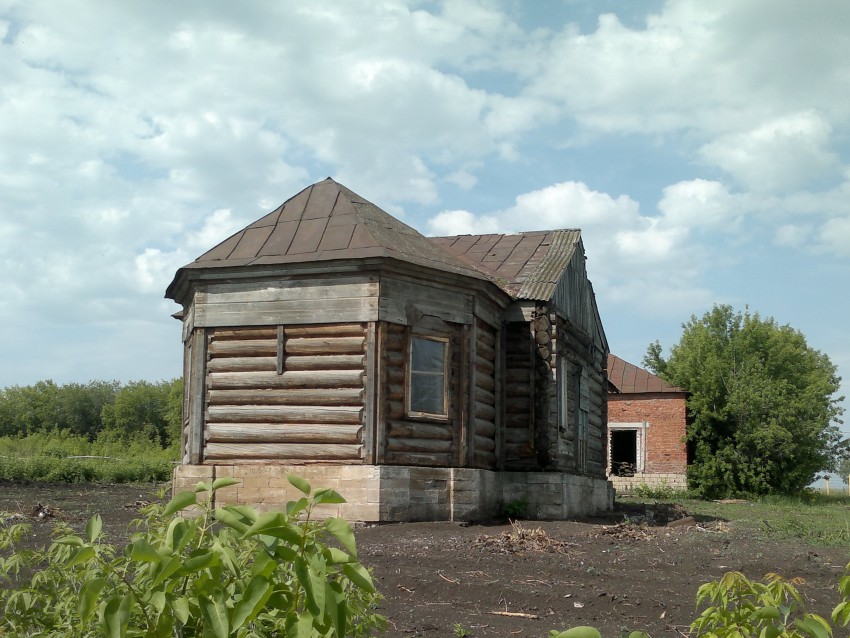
209, 339, 276, 357
387, 383, 404, 401
383, 451, 452, 466
284, 324, 365, 338
207, 387, 363, 406
475, 386, 495, 406
475, 373, 495, 393
204, 442, 361, 461
207, 405, 363, 424
210, 327, 277, 340
474, 450, 497, 469
386, 399, 405, 420
477, 327, 496, 348
386, 367, 404, 384
207, 370, 364, 390
284, 354, 366, 371
476, 339, 495, 362
474, 418, 496, 438
206, 423, 362, 444
505, 397, 529, 413
387, 420, 453, 440
385, 437, 453, 453
505, 383, 531, 399
285, 337, 365, 355
504, 429, 531, 444
475, 357, 495, 376
505, 368, 530, 384
474, 435, 496, 453
505, 413, 531, 429
474, 402, 496, 421
385, 349, 404, 367
206, 356, 277, 373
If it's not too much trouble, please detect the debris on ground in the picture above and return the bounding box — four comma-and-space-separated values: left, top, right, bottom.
474, 521, 580, 554
31, 503, 57, 520
597, 521, 654, 541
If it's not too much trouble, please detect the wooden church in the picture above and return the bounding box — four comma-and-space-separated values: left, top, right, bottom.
166, 178, 612, 521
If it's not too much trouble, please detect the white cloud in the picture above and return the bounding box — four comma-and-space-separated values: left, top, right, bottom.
817, 216, 850, 256
427, 209, 500, 236
700, 112, 840, 193
657, 179, 737, 229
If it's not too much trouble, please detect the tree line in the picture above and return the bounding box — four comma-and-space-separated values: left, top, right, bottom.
0, 378, 182, 450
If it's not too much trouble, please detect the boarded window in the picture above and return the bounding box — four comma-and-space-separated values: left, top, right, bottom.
407, 336, 448, 417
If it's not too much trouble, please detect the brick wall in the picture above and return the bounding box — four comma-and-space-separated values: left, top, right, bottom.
608, 393, 687, 474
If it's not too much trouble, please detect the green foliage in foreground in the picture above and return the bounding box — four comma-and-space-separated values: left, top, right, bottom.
0, 430, 176, 483
0, 476, 384, 637
552, 568, 850, 637
645, 304, 845, 497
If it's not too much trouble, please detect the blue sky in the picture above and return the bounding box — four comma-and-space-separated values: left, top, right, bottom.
0, 1, 847, 431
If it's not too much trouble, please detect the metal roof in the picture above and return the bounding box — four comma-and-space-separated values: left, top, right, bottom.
607, 354, 686, 394
430, 230, 581, 301
166, 178, 490, 299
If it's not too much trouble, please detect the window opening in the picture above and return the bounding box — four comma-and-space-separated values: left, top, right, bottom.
611, 430, 638, 476
407, 335, 448, 417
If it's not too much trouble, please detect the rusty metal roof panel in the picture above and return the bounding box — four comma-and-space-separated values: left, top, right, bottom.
433, 229, 581, 301
166, 178, 490, 300
607, 354, 686, 394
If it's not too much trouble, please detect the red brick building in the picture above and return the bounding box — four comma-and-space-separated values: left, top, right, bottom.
606, 354, 688, 491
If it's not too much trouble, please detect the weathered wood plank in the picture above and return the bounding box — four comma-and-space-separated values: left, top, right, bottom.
383, 451, 453, 466
195, 297, 379, 327
284, 354, 366, 371
206, 423, 362, 444
198, 280, 379, 304
505, 413, 531, 429
211, 327, 277, 340
208, 370, 365, 390
505, 397, 529, 414
387, 420, 454, 440
188, 329, 207, 464
207, 388, 363, 406
477, 327, 496, 348
209, 339, 276, 357
474, 357, 495, 376
475, 373, 495, 393
505, 368, 530, 384
386, 399, 405, 420
207, 405, 363, 424
206, 356, 277, 373
205, 442, 361, 460
476, 339, 495, 362
285, 337, 365, 355
384, 437, 454, 453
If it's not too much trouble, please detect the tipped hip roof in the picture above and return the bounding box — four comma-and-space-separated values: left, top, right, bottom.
166, 178, 490, 299
607, 354, 686, 394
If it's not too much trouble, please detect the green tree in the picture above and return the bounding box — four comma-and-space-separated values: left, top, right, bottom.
101, 380, 180, 448
645, 304, 845, 497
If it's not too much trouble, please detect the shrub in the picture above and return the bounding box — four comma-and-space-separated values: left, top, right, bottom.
0, 475, 385, 637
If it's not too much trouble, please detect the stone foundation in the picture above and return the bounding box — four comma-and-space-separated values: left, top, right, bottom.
173, 464, 614, 522
609, 472, 687, 493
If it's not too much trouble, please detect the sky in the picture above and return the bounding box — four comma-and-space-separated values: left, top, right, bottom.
0, 1, 848, 431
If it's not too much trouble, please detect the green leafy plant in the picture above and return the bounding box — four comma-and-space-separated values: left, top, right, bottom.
629, 481, 685, 500
454, 622, 470, 637
0, 475, 385, 637
501, 499, 529, 519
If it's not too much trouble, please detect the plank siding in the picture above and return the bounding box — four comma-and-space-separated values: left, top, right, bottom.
202, 324, 367, 463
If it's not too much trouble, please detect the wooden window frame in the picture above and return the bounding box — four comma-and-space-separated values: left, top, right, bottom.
406, 334, 450, 420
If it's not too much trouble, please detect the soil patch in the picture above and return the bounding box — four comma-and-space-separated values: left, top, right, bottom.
1, 482, 846, 637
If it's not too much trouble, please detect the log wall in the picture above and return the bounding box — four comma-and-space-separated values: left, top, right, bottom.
202, 323, 367, 463
381, 322, 462, 467
503, 322, 535, 469
471, 318, 498, 469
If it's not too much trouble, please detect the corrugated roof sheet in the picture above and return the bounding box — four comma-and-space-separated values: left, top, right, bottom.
607, 354, 686, 394
430, 230, 581, 301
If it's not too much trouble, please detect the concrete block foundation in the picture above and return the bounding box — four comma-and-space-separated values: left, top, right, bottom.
610, 472, 687, 493
173, 464, 614, 522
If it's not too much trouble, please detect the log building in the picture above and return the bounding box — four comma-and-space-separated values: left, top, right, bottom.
166, 178, 612, 520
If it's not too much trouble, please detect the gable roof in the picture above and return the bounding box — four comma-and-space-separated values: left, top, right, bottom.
607, 354, 686, 394
430, 230, 582, 300
166, 178, 489, 299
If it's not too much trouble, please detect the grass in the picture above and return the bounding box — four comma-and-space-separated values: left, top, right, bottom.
621, 491, 850, 547
0, 431, 176, 483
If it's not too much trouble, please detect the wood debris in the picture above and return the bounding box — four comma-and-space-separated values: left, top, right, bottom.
474, 521, 579, 555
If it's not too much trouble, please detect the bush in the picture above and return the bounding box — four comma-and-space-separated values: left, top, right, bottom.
0, 475, 385, 637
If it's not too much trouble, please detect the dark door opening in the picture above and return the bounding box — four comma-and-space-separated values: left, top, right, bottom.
611, 429, 638, 476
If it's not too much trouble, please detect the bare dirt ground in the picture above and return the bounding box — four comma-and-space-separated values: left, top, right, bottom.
1, 481, 847, 637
